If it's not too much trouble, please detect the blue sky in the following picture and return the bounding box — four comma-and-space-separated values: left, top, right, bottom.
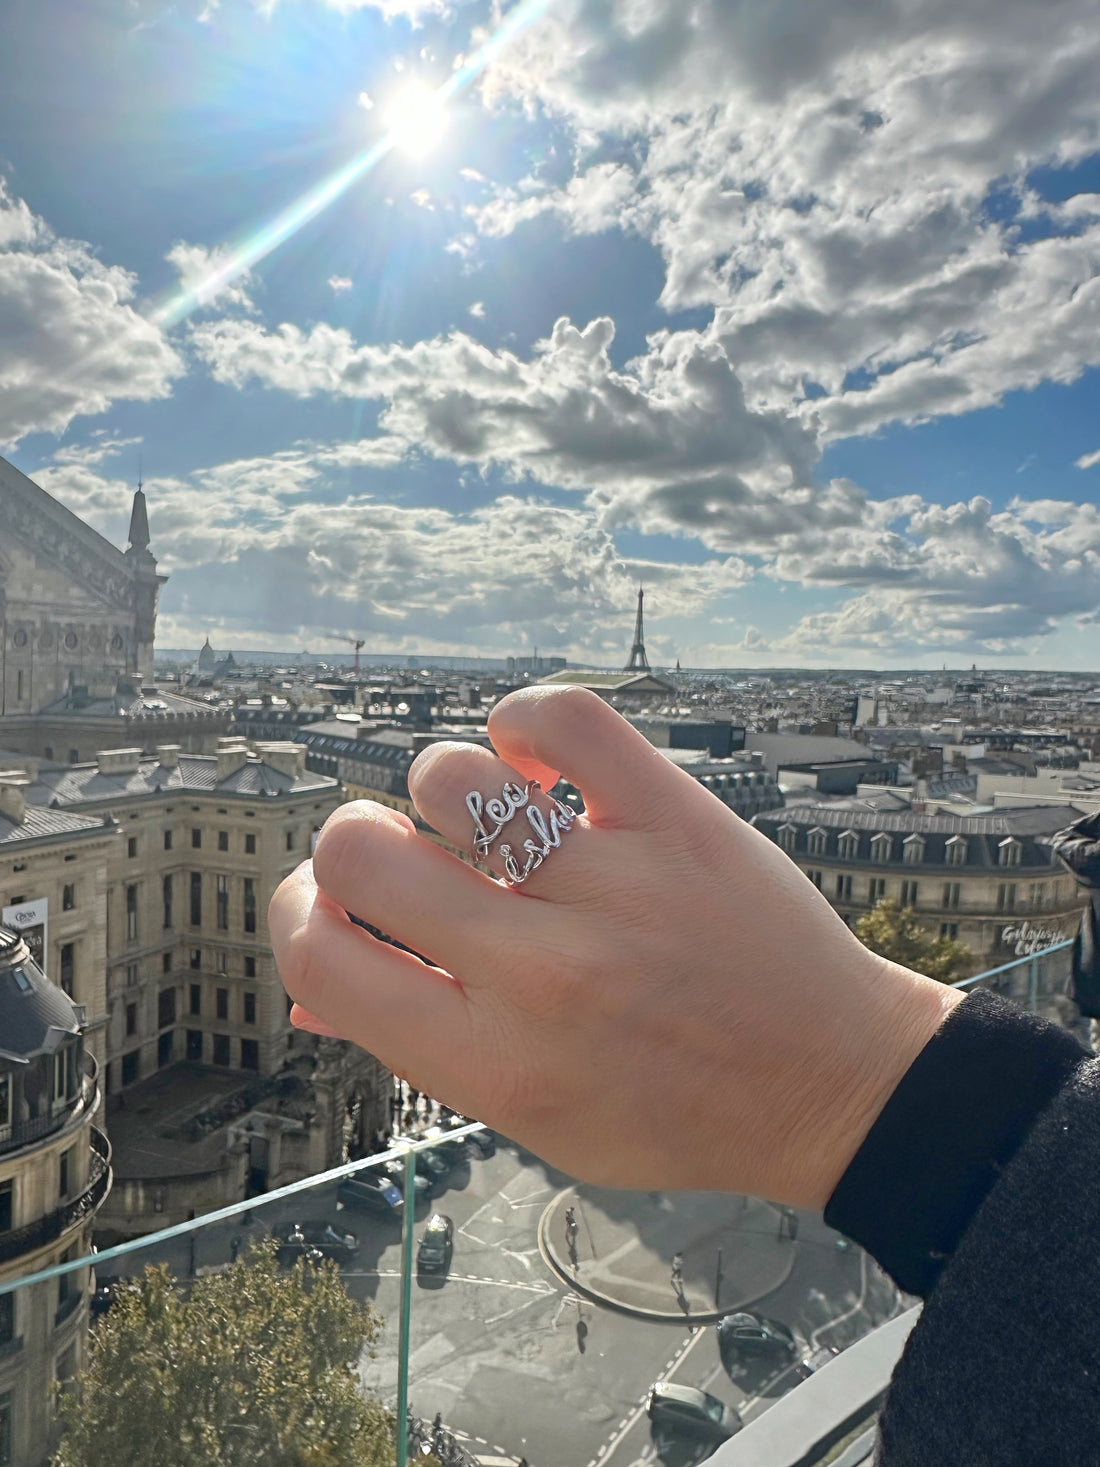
2, 0, 1100, 669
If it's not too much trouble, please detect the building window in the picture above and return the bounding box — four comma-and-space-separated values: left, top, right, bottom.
869, 877, 887, 904
62, 883, 76, 911
241, 1039, 259, 1071
244, 955, 256, 978
190, 948, 202, 970
940, 922, 959, 940
837, 831, 859, 861
216, 950, 228, 975
903, 835, 925, 865
0, 1294, 12, 1349
244, 991, 256, 1024
59, 1145, 75, 1200
68, 749, 79, 764
126, 963, 138, 987
806, 869, 822, 890
218, 830, 229, 852
162, 951, 172, 974
216, 875, 229, 931
122, 1051, 139, 1086
998, 883, 1017, 913
164, 829, 173, 851
59, 942, 74, 997
158, 988, 176, 1028
807, 828, 827, 857
0, 1180, 12, 1232
900, 880, 920, 908
163, 874, 173, 930
190, 872, 202, 927
945, 836, 968, 867
1030, 883, 1046, 911
286, 830, 295, 852
243, 878, 256, 935
212, 1034, 231, 1066
776, 824, 797, 853
126, 1002, 137, 1037
998, 838, 1021, 868
126, 884, 139, 942
128, 836, 138, 859
189, 983, 201, 1015
245, 833, 256, 855
0, 1390, 12, 1466
157, 1031, 173, 1068
186, 1030, 203, 1061
191, 828, 202, 849
0, 1076, 9, 1136
836, 873, 852, 901
216, 988, 228, 1020
870, 833, 893, 864
942, 881, 961, 910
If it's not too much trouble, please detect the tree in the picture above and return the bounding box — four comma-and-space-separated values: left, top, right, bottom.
54, 1241, 405, 1467
855, 897, 974, 983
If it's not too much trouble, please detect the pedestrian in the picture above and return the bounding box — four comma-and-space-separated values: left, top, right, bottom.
565, 1204, 577, 1237
671, 1250, 684, 1292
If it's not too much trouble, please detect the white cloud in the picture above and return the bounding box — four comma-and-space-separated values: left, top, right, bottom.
1077, 448, 1100, 470
468, 0, 1100, 440
468, 300, 486, 318
0, 182, 182, 448
328, 274, 354, 294
165, 240, 256, 313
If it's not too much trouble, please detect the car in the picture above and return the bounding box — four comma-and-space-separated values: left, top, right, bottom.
380, 1159, 435, 1203
716, 1311, 799, 1374
795, 1345, 841, 1380
273, 1221, 358, 1264
465, 1127, 496, 1158
646, 1382, 742, 1445
416, 1213, 454, 1273
337, 1173, 406, 1220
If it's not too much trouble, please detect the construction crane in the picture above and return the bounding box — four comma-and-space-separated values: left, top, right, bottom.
330, 635, 366, 676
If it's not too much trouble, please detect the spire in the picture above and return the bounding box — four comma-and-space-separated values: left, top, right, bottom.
128, 479, 150, 552
624, 586, 650, 672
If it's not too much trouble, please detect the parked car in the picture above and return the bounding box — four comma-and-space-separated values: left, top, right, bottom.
416, 1213, 455, 1273
795, 1344, 841, 1380
646, 1382, 742, 1445
337, 1173, 405, 1220
716, 1310, 799, 1375
380, 1159, 435, 1203
273, 1221, 358, 1265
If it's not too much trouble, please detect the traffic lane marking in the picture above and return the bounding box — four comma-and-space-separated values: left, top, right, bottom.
588, 1325, 707, 1467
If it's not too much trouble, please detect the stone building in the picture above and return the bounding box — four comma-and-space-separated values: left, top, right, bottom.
0, 926, 111, 1467
752, 801, 1090, 969
0, 744, 390, 1239
0, 454, 228, 760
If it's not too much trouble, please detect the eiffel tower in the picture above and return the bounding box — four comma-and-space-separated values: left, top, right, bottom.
624, 587, 650, 672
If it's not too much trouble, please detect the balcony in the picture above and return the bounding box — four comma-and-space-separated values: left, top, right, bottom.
0, 1052, 99, 1160
0, 942, 1080, 1467
0, 1126, 112, 1266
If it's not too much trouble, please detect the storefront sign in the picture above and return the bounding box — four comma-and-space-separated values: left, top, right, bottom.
1000, 920, 1069, 958
2, 896, 48, 968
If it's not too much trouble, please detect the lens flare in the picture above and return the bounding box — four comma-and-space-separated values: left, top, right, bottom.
153, 0, 553, 330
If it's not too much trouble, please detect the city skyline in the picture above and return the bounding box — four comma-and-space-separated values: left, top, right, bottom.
1, 0, 1099, 670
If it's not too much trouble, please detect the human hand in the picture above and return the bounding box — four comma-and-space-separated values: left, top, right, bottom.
269, 687, 961, 1207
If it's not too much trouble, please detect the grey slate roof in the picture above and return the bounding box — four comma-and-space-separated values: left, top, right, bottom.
0, 927, 81, 1063
37, 688, 223, 722
23, 754, 335, 811
0, 803, 107, 847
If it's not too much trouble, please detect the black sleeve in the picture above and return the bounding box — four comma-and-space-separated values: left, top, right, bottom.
824, 988, 1090, 1296
825, 990, 1100, 1467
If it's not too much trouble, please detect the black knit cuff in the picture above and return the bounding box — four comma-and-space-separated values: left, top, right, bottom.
824, 989, 1089, 1297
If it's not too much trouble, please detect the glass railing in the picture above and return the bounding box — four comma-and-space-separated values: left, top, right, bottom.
0, 941, 1083, 1467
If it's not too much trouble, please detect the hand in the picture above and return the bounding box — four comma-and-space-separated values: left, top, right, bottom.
269, 687, 961, 1206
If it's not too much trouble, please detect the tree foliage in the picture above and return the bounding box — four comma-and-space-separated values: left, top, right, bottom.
54, 1241, 399, 1467
855, 897, 974, 983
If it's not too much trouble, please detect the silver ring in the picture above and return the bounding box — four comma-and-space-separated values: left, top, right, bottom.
466, 779, 576, 885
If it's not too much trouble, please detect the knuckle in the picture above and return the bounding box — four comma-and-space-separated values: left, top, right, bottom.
278, 921, 329, 1011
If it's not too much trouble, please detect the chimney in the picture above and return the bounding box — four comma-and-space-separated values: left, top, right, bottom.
255, 741, 306, 780
96, 748, 142, 776
216, 739, 251, 781
156, 744, 181, 769
0, 775, 29, 825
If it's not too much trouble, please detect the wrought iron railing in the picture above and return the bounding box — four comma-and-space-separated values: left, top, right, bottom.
0, 1125, 112, 1265
0, 1052, 99, 1158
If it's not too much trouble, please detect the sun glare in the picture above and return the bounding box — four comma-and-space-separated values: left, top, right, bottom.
384, 82, 449, 158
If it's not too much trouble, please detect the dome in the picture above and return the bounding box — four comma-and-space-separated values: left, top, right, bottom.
0, 925, 81, 1065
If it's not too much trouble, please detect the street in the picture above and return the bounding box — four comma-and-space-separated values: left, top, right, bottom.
107, 1137, 901, 1467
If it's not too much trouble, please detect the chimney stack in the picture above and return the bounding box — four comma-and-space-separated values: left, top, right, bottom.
156, 744, 181, 770
216, 738, 251, 781
255, 741, 306, 780
0, 775, 29, 825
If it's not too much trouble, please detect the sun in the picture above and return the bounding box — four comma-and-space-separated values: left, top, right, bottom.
384, 82, 449, 158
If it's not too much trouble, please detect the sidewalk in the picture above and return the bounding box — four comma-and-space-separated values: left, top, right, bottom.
539, 1185, 798, 1323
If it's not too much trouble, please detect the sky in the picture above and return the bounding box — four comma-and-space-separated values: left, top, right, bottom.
2, 0, 1100, 671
